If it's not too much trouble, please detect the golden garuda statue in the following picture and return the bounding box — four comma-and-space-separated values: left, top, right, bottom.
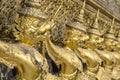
0, 0, 120, 80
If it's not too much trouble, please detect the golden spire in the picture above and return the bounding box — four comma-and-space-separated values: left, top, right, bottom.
93, 9, 99, 29
78, 0, 86, 23
109, 18, 115, 33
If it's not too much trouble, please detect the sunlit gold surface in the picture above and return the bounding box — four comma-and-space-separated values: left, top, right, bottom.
0, 0, 120, 80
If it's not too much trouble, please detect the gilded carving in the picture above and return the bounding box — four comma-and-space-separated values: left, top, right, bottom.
0, 0, 120, 80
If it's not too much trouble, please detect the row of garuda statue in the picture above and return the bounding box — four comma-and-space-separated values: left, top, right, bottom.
0, 0, 120, 80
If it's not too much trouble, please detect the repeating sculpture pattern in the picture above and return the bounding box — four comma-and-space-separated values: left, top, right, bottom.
0, 0, 120, 80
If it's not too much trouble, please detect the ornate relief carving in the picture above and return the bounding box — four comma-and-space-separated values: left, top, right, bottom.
0, 0, 120, 80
